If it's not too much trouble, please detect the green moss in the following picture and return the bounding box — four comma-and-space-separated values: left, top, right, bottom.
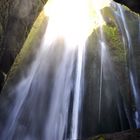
87, 22, 125, 63
103, 25, 125, 62
89, 135, 105, 140
96, 136, 105, 140
17, 11, 46, 61
98, 136, 105, 140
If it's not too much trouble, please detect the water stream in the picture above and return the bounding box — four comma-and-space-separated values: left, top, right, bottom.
0, 0, 140, 140
114, 3, 140, 128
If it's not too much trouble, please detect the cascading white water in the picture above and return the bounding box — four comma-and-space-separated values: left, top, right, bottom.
98, 41, 105, 123
0, 0, 105, 139
44, 48, 75, 140
70, 43, 85, 139
0, 0, 140, 140
116, 4, 140, 128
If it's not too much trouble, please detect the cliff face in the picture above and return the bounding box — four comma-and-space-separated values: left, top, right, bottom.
0, 0, 139, 91
88, 128, 140, 140
87, 129, 140, 140
114, 0, 140, 13
0, 0, 47, 91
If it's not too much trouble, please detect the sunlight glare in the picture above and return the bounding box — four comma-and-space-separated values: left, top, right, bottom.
43, 0, 111, 49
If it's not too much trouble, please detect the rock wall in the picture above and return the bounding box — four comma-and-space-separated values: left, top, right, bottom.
0, 0, 47, 91
88, 128, 140, 140
114, 0, 140, 13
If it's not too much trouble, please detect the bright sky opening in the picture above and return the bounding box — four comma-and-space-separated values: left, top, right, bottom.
43, 0, 111, 49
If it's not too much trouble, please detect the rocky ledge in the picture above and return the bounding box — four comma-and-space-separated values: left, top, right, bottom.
88, 129, 140, 140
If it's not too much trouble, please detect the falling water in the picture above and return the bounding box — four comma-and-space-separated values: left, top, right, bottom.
0, 0, 95, 139
115, 4, 140, 128
93, 2, 107, 124
0, 0, 140, 140
70, 43, 85, 139
98, 41, 105, 123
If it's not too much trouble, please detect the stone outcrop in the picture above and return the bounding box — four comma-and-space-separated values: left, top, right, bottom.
88, 128, 140, 140
0, 0, 47, 91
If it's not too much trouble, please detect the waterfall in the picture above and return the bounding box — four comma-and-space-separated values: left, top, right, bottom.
115, 4, 140, 128
0, 0, 140, 140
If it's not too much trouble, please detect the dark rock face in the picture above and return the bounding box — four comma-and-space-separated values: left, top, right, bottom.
0, 0, 47, 91
0, 0, 11, 56
88, 129, 140, 140
114, 0, 140, 13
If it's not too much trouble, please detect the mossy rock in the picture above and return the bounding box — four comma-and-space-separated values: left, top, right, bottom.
103, 24, 125, 63
88, 135, 105, 140
1, 10, 48, 94
101, 7, 117, 27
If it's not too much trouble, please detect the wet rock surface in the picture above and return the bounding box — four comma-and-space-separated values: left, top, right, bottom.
114, 0, 140, 13
88, 128, 140, 140
0, 0, 47, 91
